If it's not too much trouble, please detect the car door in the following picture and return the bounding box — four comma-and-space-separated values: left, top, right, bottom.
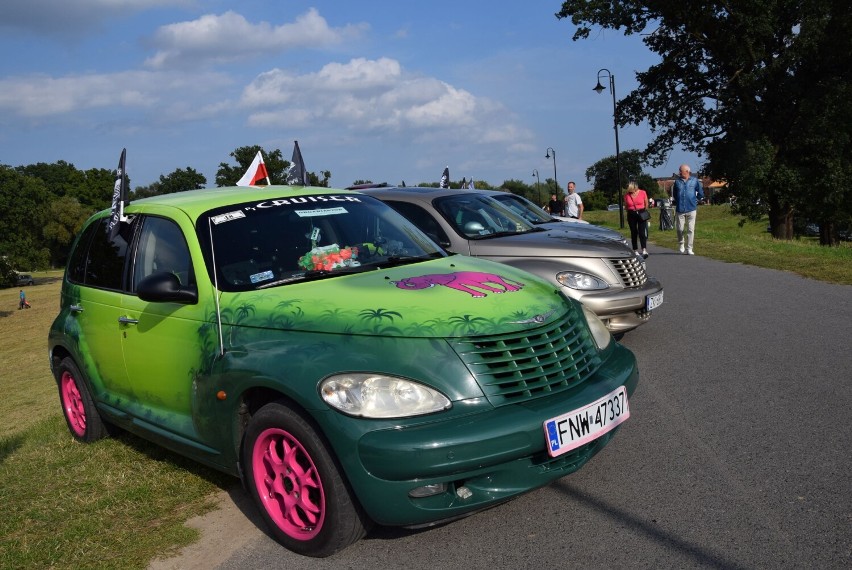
119, 214, 213, 446
67, 218, 137, 402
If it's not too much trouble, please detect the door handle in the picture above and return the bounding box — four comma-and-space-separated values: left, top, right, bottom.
118, 316, 139, 325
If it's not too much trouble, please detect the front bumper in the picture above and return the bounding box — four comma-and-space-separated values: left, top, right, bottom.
571, 277, 663, 334
320, 343, 638, 527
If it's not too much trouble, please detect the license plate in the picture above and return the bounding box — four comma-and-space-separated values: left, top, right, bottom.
646, 290, 664, 311
544, 386, 630, 457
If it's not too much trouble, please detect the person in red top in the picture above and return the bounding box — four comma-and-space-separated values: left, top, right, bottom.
624, 181, 650, 258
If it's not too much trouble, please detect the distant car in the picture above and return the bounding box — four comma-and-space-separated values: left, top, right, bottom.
607, 204, 620, 211
49, 184, 639, 557
358, 186, 664, 335
16, 273, 34, 286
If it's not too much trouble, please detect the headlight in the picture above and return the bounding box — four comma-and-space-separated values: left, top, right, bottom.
320, 374, 451, 418
582, 304, 612, 350
556, 271, 609, 290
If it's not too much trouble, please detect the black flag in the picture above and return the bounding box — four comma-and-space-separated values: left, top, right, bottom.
107, 148, 128, 241
439, 166, 449, 189
286, 140, 308, 186
459, 177, 466, 189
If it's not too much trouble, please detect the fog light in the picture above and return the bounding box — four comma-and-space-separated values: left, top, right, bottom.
408, 483, 447, 498
456, 486, 473, 500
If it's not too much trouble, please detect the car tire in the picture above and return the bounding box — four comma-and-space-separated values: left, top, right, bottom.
56, 357, 108, 442
242, 401, 371, 557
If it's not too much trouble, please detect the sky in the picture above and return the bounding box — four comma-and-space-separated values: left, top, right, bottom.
0, 0, 701, 194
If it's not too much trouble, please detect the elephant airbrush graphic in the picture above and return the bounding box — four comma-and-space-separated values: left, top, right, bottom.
391, 271, 524, 298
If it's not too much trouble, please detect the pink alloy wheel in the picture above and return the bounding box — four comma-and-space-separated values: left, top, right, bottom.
61, 371, 87, 437
253, 427, 326, 540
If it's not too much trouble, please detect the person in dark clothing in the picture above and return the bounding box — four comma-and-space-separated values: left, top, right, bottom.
547, 194, 564, 216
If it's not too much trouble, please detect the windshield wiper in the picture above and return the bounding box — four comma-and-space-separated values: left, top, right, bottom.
369, 253, 438, 268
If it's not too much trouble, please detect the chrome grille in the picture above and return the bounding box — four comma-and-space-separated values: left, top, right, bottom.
449, 307, 602, 407
607, 257, 647, 288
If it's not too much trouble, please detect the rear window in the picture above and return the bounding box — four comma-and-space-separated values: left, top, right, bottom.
67, 217, 130, 291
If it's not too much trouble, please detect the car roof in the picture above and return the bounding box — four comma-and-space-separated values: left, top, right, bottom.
357, 186, 512, 201
119, 185, 359, 220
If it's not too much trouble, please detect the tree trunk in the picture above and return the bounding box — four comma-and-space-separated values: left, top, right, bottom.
819, 219, 838, 246
768, 205, 793, 240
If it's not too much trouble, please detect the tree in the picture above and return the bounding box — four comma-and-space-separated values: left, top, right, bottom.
0, 166, 51, 269
556, 0, 852, 244
156, 167, 207, 195
17, 161, 115, 211
584, 149, 653, 203
216, 145, 332, 187
43, 196, 91, 267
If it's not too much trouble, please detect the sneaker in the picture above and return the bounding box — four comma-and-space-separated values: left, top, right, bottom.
678, 244, 685, 253
687, 249, 694, 255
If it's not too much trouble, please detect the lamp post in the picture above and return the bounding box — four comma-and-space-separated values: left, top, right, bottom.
545, 147, 558, 198
593, 68, 624, 229
532, 169, 541, 206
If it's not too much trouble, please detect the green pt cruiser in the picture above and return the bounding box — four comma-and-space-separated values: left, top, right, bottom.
48, 185, 639, 557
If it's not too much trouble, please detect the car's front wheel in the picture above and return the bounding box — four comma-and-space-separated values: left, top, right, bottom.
242, 401, 370, 557
56, 357, 107, 442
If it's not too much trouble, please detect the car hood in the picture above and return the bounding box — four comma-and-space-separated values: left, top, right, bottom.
467, 227, 633, 258
218, 256, 569, 338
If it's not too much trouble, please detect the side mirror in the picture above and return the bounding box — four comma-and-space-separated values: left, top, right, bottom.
137, 272, 198, 304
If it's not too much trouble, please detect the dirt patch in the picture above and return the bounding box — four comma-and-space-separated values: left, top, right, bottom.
148, 485, 267, 570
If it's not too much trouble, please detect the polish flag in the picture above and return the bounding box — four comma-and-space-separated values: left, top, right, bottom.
236, 151, 270, 186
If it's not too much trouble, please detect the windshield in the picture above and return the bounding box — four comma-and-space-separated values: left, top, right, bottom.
433, 194, 535, 239
198, 193, 444, 291
491, 193, 553, 224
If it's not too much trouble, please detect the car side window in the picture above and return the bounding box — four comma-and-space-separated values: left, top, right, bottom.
384, 201, 450, 245
83, 218, 129, 290
132, 216, 194, 291
67, 220, 99, 284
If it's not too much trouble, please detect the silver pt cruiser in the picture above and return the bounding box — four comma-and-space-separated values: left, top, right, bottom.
358, 186, 664, 335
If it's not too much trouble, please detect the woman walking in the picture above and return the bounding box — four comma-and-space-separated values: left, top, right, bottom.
624, 182, 650, 259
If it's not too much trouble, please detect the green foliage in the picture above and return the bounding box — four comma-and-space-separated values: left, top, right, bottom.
215, 145, 331, 187
579, 190, 610, 211
43, 197, 92, 267
585, 149, 658, 204
0, 258, 17, 288
17, 161, 116, 211
556, 0, 852, 245
0, 166, 52, 270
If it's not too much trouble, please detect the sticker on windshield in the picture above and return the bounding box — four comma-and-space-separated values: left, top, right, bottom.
211, 211, 246, 225
295, 207, 349, 217
250, 270, 274, 284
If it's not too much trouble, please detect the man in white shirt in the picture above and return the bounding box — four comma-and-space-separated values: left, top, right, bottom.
564, 181, 584, 220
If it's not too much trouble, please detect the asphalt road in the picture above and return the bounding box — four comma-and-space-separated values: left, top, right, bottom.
154, 244, 852, 569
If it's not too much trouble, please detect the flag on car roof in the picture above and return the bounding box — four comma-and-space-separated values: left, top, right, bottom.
237, 150, 270, 186
440, 166, 449, 188
285, 140, 308, 186
106, 148, 128, 241
459, 177, 466, 189
468, 179, 475, 189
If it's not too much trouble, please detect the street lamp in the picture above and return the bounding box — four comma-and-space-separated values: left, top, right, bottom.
545, 147, 558, 197
593, 68, 624, 228
532, 169, 541, 206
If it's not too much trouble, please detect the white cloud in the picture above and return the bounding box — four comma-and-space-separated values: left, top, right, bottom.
144, 9, 368, 69
238, 57, 531, 147
0, 70, 230, 118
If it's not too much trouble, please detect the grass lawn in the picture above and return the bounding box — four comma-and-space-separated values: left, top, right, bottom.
584, 204, 852, 285
1, 207, 849, 568
0, 274, 230, 570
